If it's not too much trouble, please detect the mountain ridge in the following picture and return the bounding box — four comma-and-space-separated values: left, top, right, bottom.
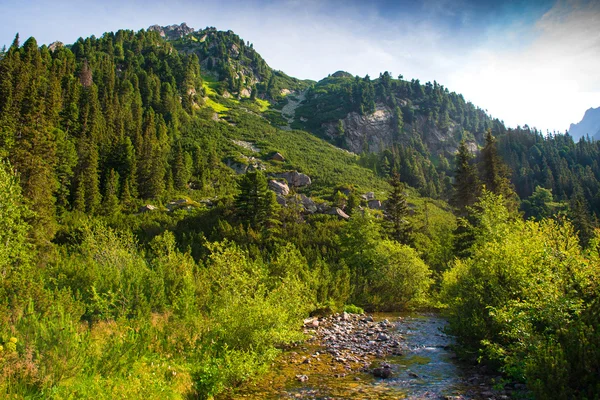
569, 106, 600, 141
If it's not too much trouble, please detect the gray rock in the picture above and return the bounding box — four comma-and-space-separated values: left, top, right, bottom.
325, 207, 350, 220
276, 195, 287, 206
273, 171, 311, 187
295, 374, 309, 382
148, 23, 194, 40
377, 333, 390, 341
373, 366, 393, 379
271, 152, 285, 162
362, 191, 375, 201
300, 194, 318, 213
367, 199, 382, 209
268, 180, 290, 196
139, 204, 157, 213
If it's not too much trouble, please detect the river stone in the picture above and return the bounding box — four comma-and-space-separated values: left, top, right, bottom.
373, 365, 393, 379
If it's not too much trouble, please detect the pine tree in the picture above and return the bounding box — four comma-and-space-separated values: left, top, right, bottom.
385, 172, 411, 244
235, 171, 276, 230
570, 186, 595, 248
479, 130, 518, 211
101, 169, 120, 216
452, 140, 480, 216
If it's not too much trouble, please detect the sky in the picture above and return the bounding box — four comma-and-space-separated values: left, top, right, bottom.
1, 0, 599, 133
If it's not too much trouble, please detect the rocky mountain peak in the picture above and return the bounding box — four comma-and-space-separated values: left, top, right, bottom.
569, 106, 600, 141
148, 23, 194, 40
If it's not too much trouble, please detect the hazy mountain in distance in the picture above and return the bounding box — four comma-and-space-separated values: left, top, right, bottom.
569, 107, 600, 141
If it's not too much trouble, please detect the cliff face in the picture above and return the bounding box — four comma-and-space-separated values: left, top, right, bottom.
322, 103, 472, 155
323, 104, 395, 153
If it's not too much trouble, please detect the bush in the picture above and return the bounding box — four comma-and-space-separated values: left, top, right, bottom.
442, 191, 600, 397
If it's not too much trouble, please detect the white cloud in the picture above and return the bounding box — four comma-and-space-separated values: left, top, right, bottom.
447, 0, 600, 132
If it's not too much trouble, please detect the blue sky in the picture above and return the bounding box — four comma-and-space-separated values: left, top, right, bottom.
1, 0, 599, 133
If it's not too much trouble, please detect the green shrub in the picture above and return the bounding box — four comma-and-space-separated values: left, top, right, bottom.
344, 304, 364, 314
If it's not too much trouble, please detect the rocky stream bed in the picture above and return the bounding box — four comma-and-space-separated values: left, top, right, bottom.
224, 313, 527, 399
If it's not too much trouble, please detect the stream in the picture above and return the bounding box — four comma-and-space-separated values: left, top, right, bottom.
229, 313, 513, 399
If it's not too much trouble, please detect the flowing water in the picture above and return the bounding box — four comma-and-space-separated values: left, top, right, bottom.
231, 313, 500, 399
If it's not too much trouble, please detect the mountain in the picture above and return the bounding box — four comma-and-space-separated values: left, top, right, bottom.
1, 22, 599, 400
569, 107, 600, 141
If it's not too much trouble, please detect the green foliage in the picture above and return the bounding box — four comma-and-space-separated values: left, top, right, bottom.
442, 191, 600, 398
340, 210, 431, 310
343, 304, 364, 314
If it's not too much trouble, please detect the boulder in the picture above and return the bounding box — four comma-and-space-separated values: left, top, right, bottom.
300, 194, 317, 213
372, 365, 393, 379
268, 180, 290, 196
139, 204, 157, 213
270, 152, 285, 162
273, 171, 311, 187
367, 199, 382, 209
362, 191, 375, 200
326, 207, 350, 220
276, 194, 287, 206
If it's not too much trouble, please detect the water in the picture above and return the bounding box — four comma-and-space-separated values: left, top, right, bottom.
229, 313, 491, 399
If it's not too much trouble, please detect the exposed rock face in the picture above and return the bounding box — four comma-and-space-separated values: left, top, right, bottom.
148, 23, 194, 40
268, 180, 290, 196
273, 171, 311, 187
322, 103, 468, 155
48, 41, 64, 52
324, 104, 394, 154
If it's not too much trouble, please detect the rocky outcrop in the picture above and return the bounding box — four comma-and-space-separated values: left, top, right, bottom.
362, 192, 375, 201
148, 23, 194, 40
48, 41, 64, 52
270, 152, 285, 162
232, 140, 260, 153
322, 103, 469, 155
268, 180, 290, 196
273, 171, 311, 187
226, 155, 265, 174
299, 194, 317, 213
324, 103, 394, 154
